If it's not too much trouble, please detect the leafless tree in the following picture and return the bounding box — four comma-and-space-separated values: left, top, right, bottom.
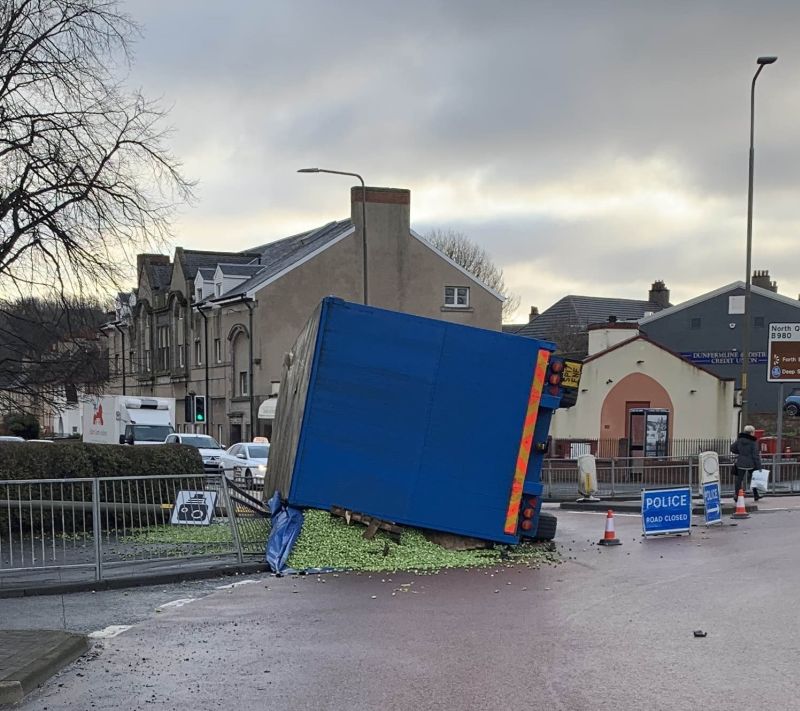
424, 229, 520, 320
0, 1, 192, 415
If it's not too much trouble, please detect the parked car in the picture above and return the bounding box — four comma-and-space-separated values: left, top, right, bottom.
164, 433, 225, 473
0, 435, 24, 442
219, 442, 270, 488
26, 439, 54, 444
784, 390, 800, 416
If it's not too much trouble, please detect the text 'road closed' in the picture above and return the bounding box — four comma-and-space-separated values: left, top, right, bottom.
642, 487, 692, 537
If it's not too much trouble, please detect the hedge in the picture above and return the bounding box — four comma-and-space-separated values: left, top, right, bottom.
0, 443, 206, 535
0, 442, 204, 480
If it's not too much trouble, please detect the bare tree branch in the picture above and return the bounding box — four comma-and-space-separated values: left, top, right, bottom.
423, 228, 520, 321
0, 0, 193, 416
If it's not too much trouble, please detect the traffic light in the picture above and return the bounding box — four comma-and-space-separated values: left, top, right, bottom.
184, 394, 194, 422
194, 395, 206, 423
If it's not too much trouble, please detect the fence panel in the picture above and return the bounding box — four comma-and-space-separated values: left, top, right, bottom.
0, 478, 98, 589
97, 473, 241, 578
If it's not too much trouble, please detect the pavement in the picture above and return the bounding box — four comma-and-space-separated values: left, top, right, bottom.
0, 630, 88, 705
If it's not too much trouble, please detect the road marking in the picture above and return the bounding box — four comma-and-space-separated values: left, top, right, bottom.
89, 625, 132, 639
156, 597, 196, 611
560, 510, 640, 517
215, 579, 259, 590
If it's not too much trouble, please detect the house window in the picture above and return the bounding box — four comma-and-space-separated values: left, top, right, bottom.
214, 338, 222, 363
129, 350, 135, 371
444, 286, 469, 307
755, 316, 765, 328
239, 371, 249, 396
157, 325, 170, 370
690, 317, 701, 330
194, 339, 202, 365
178, 345, 185, 367
195, 287, 202, 302
215, 283, 222, 297
114, 354, 120, 374
145, 350, 152, 371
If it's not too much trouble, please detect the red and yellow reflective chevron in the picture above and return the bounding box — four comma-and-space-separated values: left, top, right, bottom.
504, 348, 550, 534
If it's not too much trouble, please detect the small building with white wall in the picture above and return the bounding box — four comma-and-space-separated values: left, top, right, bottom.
550, 323, 738, 457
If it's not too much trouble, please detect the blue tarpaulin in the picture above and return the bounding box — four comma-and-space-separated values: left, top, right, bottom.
265, 492, 304, 572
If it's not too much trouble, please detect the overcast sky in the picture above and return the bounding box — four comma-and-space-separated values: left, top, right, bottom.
125, 0, 800, 320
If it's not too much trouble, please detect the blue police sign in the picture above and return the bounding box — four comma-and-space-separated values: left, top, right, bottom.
642, 486, 692, 536
702, 481, 722, 526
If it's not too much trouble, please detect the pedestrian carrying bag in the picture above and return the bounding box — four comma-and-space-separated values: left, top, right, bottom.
751, 469, 770, 493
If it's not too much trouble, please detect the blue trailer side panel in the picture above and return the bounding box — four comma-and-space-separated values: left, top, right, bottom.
286, 299, 553, 543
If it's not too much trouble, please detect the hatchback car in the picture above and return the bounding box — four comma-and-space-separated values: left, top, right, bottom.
219, 442, 269, 488
0, 435, 24, 442
164, 433, 225, 473
784, 390, 800, 416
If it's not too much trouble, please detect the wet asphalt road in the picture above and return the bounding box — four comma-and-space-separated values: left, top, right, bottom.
9, 501, 800, 710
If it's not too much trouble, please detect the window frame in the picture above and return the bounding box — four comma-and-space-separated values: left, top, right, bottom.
239, 371, 249, 396
444, 286, 470, 308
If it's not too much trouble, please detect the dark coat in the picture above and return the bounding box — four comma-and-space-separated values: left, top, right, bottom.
731, 432, 761, 471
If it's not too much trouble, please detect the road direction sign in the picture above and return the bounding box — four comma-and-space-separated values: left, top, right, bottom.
768, 323, 800, 382
702, 481, 722, 526
641, 486, 692, 537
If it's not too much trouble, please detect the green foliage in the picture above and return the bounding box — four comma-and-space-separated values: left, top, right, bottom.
0, 442, 203, 480
3, 412, 40, 439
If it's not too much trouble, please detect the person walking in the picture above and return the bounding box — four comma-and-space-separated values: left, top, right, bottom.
730, 424, 763, 502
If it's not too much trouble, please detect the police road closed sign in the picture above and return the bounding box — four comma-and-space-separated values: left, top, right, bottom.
702, 481, 722, 526
768, 323, 800, 382
642, 487, 692, 536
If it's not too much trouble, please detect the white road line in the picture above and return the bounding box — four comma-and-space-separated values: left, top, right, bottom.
215, 579, 259, 590
559, 510, 640, 517
156, 597, 196, 611
88, 625, 133, 639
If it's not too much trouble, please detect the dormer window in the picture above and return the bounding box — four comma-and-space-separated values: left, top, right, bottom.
215, 283, 222, 297
195, 288, 202, 302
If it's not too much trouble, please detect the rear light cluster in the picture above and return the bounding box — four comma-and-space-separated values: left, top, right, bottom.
519, 496, 538, 531
547, 358, 564, 396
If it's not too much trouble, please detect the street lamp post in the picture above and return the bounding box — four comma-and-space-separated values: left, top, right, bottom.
740, 55, 777, 427
298, 168, 368, 305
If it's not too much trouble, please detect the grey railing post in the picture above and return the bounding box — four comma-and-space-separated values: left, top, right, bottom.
220, 476, 244, 564
610, 458, 616, 497
92, 478, 103, 582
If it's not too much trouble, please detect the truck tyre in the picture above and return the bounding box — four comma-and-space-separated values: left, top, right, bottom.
786, 403, 799, 417
532, 511, 557, 541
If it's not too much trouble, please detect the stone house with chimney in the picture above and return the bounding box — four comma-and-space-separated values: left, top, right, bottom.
102, 187, 503, 445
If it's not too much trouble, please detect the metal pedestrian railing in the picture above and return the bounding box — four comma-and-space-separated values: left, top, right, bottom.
0, 474, 270, 590
541, 453, 800, 500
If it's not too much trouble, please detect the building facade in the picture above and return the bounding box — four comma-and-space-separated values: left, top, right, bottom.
639, 274, 800, 415
103, 186, 503, 445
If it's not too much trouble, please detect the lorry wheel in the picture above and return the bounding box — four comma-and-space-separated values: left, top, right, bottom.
532, 511, 557, 541
245, 470, 253, 489
786, 404, 799, 417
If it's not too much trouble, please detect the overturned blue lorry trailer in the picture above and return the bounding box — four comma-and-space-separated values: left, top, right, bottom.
266, 298, 580, 545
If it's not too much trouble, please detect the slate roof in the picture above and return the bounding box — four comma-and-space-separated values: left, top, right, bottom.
147, 264, 173, 292
196, 269, 215, 281
179, 250, 261, 280
212, 220, 353, 301
515, 295, 668, 341
217, 263, 265, 277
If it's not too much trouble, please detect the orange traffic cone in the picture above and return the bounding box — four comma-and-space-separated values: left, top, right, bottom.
598, 509, 622, 546
732, 489, 750, 519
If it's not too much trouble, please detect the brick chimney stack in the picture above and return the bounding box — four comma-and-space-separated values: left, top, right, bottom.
528, 306, 539, 323
752, 269, 777, 293
648, 280, 670, 308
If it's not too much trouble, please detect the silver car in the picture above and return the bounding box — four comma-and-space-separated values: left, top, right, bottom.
219, 442, 269, 488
